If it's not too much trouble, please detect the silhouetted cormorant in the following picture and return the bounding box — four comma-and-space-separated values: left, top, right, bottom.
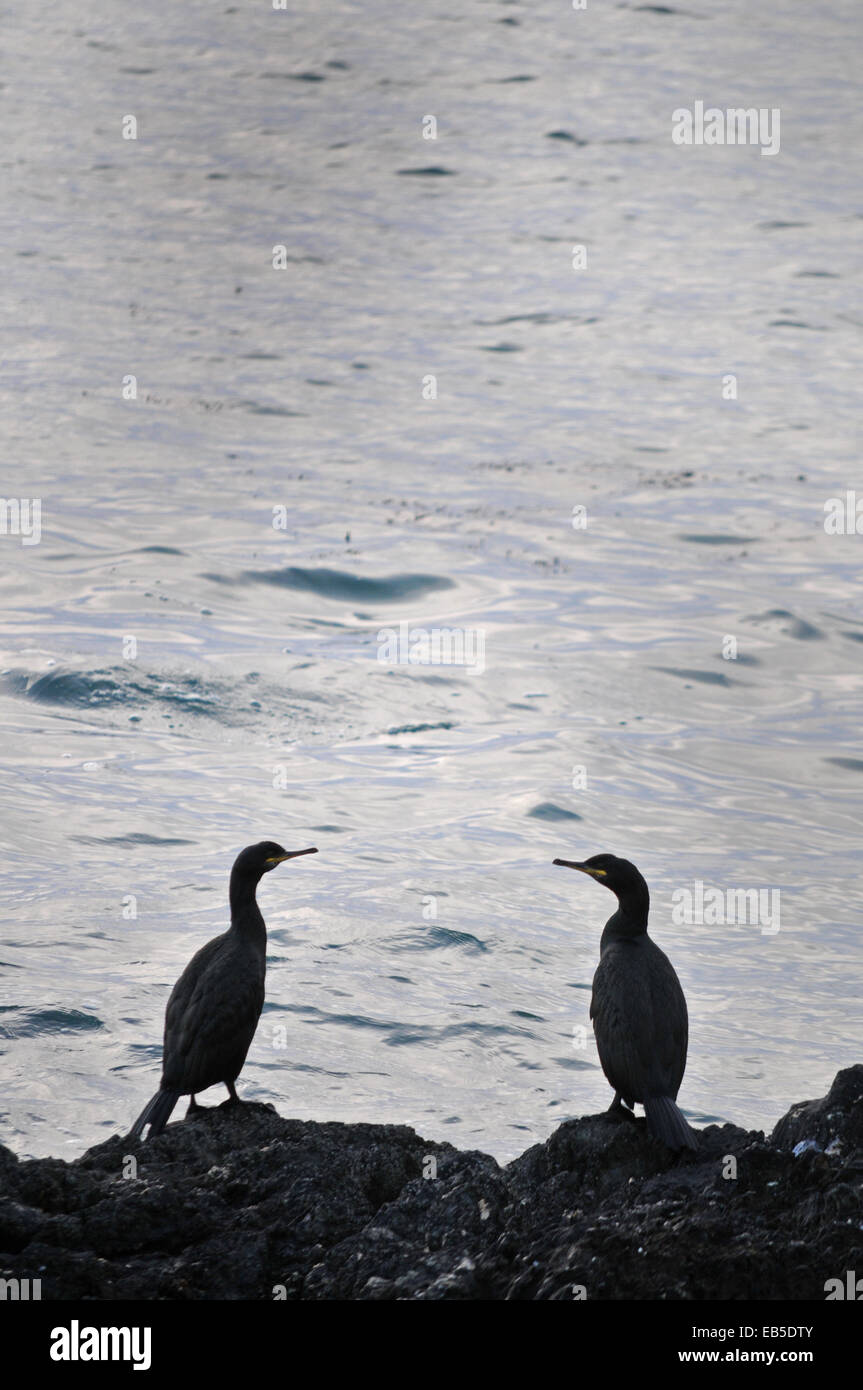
553, 853, 698, 1152
129, 841, 317, 1140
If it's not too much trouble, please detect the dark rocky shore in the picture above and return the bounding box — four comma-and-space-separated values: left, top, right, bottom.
1, 1066, 860, 1300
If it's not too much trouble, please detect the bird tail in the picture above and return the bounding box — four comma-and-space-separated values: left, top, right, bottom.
128, 1088, 180, 1140
644, 1095, 699, 1152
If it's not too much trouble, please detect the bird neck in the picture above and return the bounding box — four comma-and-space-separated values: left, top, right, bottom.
601, 898, 649, 945
229, 870, 267, 941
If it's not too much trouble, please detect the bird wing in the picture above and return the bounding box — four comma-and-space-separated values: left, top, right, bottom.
643, 939, 688, 1096
591, 938, 688, 1102
591, 948, 652, 1102
161, 933, 265, 1094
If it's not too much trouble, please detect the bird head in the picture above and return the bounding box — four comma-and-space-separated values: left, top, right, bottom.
553, 852, 649, 922
234, 841, 318, 880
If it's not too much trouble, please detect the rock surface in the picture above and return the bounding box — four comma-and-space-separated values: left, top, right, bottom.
1, 1066, 860, 1300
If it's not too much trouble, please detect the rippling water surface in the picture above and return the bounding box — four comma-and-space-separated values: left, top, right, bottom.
1, 1, 861, 1160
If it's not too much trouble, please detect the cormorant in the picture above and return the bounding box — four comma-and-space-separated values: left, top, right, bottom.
129, 840, 317, 1140
553, 852, 698, 1152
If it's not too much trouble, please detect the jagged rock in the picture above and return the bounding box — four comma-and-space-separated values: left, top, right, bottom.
1, 1068, 861, 1300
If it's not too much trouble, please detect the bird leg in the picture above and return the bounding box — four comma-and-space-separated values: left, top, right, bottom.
185, 1095, 202, 1116
225, 1081, 241, 1105
608, 1092, 636, 1122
